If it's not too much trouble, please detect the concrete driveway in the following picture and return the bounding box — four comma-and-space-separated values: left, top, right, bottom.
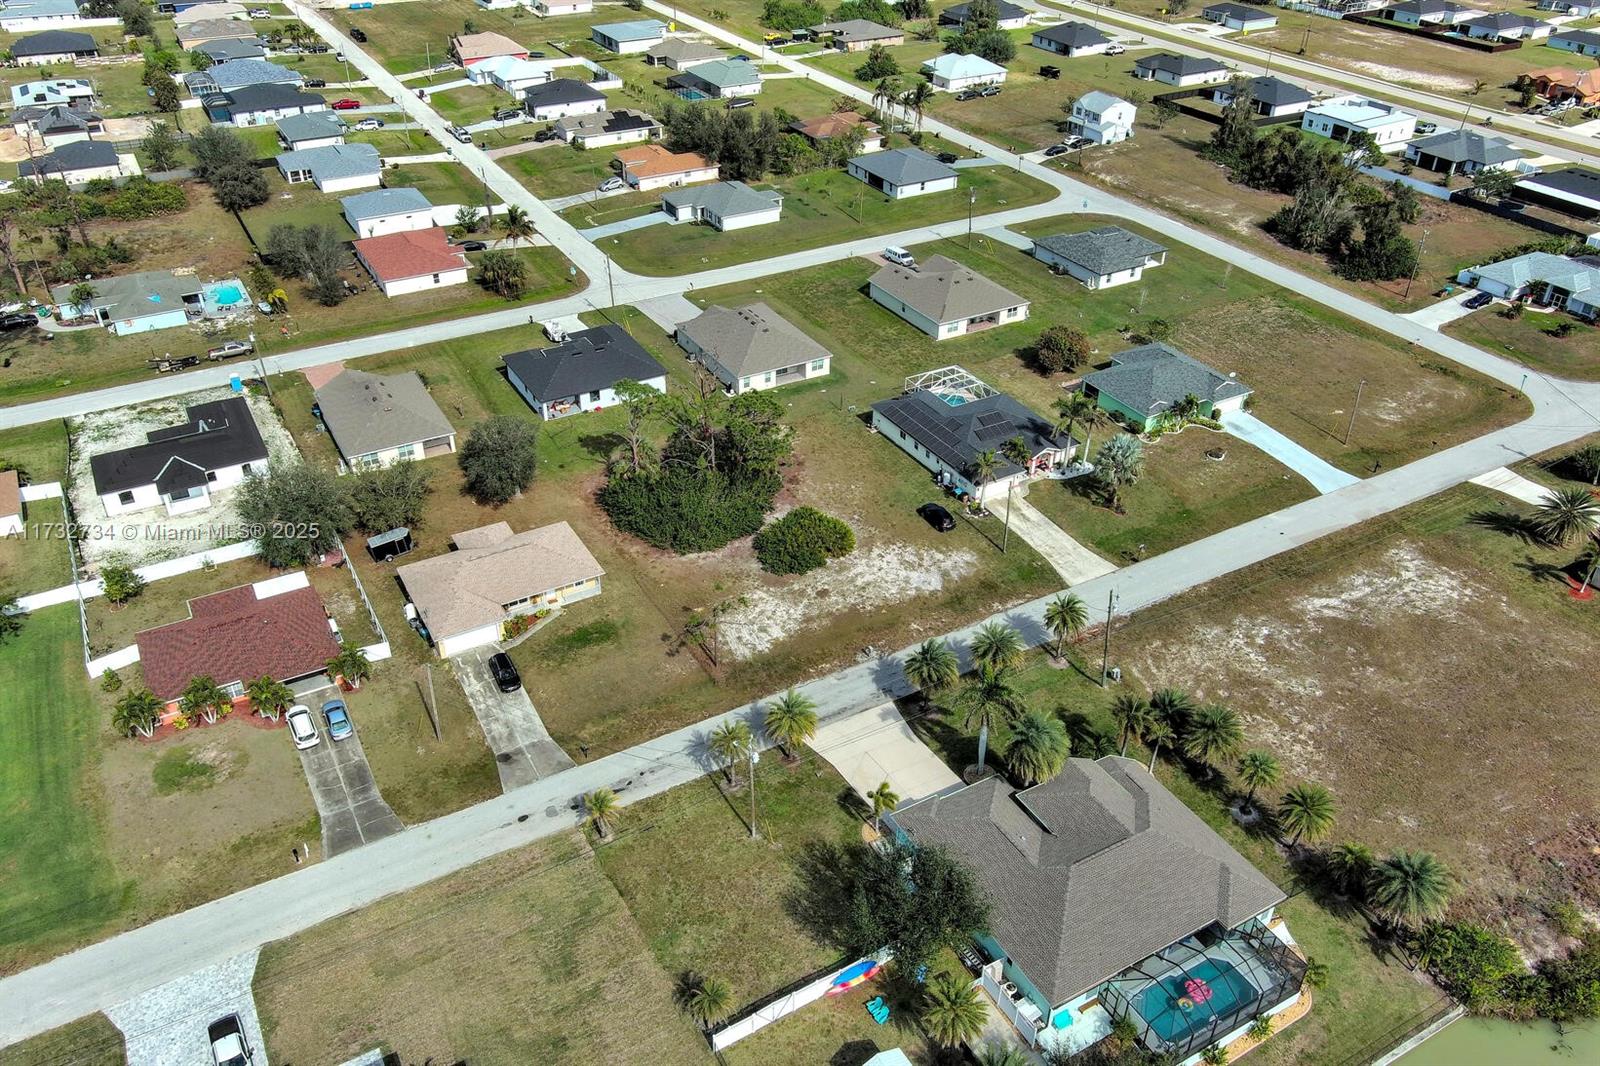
1221, 412, 1360, 495
808, 702, 960, 804
579, 210, 671, 241
1403, 291, 1488, 331
456, 648, 574, 792
1003, 489, 1119, 585
104, 950, 267, 1066
294, 690, 404, 856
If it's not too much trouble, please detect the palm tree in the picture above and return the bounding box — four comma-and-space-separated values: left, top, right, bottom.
1565, 441, 1600, 486
1109, 693, 1152, 757
1143, 718, 1174, 771
1576, 537, 1600, 596
113, 688, 162, 738
903, 80, 934, 130
970, 620, 1024, 671
953, 663, 1023, 772
904, 638, 959, 696
1054, 390, 1096, 448
1325, 841, 1375, 901
1149, 686, 1194, 734
69, 282, 96, 313
1277, 782, 1337, 846
763, 689, 818, 759
1004, 708, 1070, 785
1410, 922, 1454, 973
921, 971, 986, 1048
867, 779, 899, 831
1236, 749, 1282, 810
500, 204, 535, 247
1369, 850, 1452, 931
977, 1044, 1031, 1066
327, 642, 372, 689
179, 675, 230, 725
1531, 486, 1600, 546
1095, 434, 1145, 513
969, 448, 999, 509
873, 76, 900, 123
584, 788, 619, 840
245, 675, 293, 721
1181, 704, 1244, 778
1043, 592, 1088, 661
709, 720, 753, 787
682, 974, 734, 1029
1001, 434, 1031, 472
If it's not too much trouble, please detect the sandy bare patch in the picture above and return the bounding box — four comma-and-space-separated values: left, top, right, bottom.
1346, 60, 1474, 93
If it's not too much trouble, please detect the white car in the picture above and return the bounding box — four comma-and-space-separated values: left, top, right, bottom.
353, 117, 383, 131
286, 704, 320, 750
598, 176, 625, 192
1105, 43, 1126, 56
248, 8, 270, 17
883, 245, 916, 268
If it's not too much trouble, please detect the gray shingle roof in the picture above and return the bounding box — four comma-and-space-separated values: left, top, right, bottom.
661, 180, 780, 218
1469, 252, 1600, 296
341, 187, 432, 222
49, 269, 200, 321
554, 108, 659, 138
669, 57, 761, 90
19, 139, 116, 177
276, 111, 345, 144
808, 19, 903, 43
1033, 226, 1166, 277
88, 398, 268, 496
893, 757, 1287, 1005
944, 0, 1029, 23
1084, 341, 1251, 418
314, 369, 454, 460
1032, 21, 1110, 48
1238, 75, 1314, 108
1516, 165, 1600, 204
276, 142, 380, 183
1407, 129, 1520, 167
849, 146, 957, 187
524, 77, 606, 109
220, 82, 323, 115
1205, 1, 1276, 20
1136, 52, 1228, 76
11, 30, 96, 57
504, 324, 667, 402
644, 39, 722, 63
676, 302, 829, 379
196, 37, 266, 62
870, 254, 1027, 325
1554, 29, 1600, 47
1474, 12, 1544, 32
870, 387, 1066, 480
205, 59, 299, 92
13, 103, 101, 135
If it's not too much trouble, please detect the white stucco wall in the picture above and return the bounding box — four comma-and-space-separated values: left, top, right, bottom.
348, 209, 436, 238
374, 265, 470, 297
529, 96, 606, 121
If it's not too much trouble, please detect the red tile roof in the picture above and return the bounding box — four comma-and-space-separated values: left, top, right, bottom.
353, 227, 468, 283
136, 582, 341, 700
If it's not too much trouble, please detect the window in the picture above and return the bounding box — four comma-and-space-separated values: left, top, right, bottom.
431, 273, 441, 284
810, 358, 825, 372
206, 471, 218, 483
589, 390, 601, 401
242, 463, 253, 476
396, 443, 417, 460
221, 681, 245, 699
741, 377, 752, 389
117, 490, 134, 506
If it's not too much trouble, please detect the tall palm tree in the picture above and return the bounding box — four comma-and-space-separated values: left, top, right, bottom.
245, 675, 292, 721
1054, 390, 1096, 448
113, 688, 162, 738
1326, 841, 1375, 901
1004, 708, 1070, 785
873, 77, 900, 123
1181, 704, 1244, 778
584, 787, 619, 840
968, 449, 998, 511
921, 971, 986, 1049
903, 80, 934, 131
969, 620, 1024, 671
1001, 434, 1031, 472
179, 675, 230, 725
904, 638, 959, 696
1531, 486, 1600, 546
1369, 851, 1452, 931
683, 974, 734, 1029
953, 663, 1022, 772
500, 204, 535, 247
867, 779, 899, 831
1236, 749, 1282, 810
709, 720, 753, 787
1043, 592, 1088, 661
1149, 687, 1195, 734
763, 689, 818, 758
1143, 718, 1174, 771
1277, 782, 1337, 846
1109, 693, 1152, 757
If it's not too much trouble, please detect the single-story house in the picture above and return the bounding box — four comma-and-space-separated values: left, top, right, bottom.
89, 396, 269, 516
1524, 66, 1600, 105
200, 58, 301, 93
677, 302, 831, 394
1032, 226, 1168, 289
1083, 342, 1251, 430
554, 108, 660, 148
1551, 30, 1600, 58
889, 757, 1303, 1059
341, 187, 435, 239
208, 83, 326, 127
1133, 53, 1230, 87
1300, 97, 1416, 151
790, 110, 883, 152
0, 469, 24, 537
645, 38, 723, 70
398, 521, 605, 657
0, 0, 88, 32
667, 57, 762, 99
1068, 90, 1135, 144
869, 254, 1030, 340
1404, 129, 1522, 176
1209, 75, 1315, 117
9, 77, 95, 110
1203, 2, 1278, 31
807, 19, 904, 51
136, 576, 341, 714
450, 30, 528, 67
847, 146, 958, 199
353, 227, 469, 298
313, 368, 457, 471
50, 269, 202, 335
590, 19, 667, 54
942, 0, 1030, 29
532, 0, 592, 14
275, 142, 381, 192
1457, 252, 1600, 319
1383, 0, 1482, 25
504, 324, 668, 419
11, 103, 104, 147
19, 139, 126, 186
614, 143, 719, 190
176, 17, 256, 48
870, 366, 1071, 504
10, 28, 96, 64
923, 52, 1008, 93
1030, 22, 1112, 58
1539, 0, 1600, 14
523, 77, 607, 121
661, 180, 782, 230
195, 37, 267, 64
276, 110, 346, 150
1466, 13, 1551, 42
1514, 166, 1600, 216
467, 54, 552, 95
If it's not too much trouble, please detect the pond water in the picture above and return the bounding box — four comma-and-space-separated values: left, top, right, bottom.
1397, 1016, 1600, 1065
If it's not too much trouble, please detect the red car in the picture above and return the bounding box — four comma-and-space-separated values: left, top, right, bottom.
330, 98, 362, 110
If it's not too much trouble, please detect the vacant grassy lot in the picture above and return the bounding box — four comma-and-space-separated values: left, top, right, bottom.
0, 1014, 126, 1066
0, 497, 73, 596
255, 834, 710, 1066
1446, 305, 1600, 381
327, 3, 626, 74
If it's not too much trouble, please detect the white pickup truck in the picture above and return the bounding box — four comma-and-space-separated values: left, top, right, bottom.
209, 1014, 253, 1065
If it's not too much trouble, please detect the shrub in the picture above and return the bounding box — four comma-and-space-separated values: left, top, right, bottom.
459, 416, 539, 505
100, 668, 122, 693
101, 560, 145, 605
1034, 324, 1090, 374
752, 506, 855, 574
600, 465, 778, 554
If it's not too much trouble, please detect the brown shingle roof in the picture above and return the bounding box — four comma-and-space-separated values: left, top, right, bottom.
790, 111, 880, 141
451, 31, 526, 63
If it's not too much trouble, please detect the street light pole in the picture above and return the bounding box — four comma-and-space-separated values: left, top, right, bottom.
1099, 588, 1118, 687
1343, 378, 1367, 446
1002, 481, 1013, 553
967, 188, 975, 247
605, 250, 615, 308
1403, 228, 1430, 301
748, 746, 759, 840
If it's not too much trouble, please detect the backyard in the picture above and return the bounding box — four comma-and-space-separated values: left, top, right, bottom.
1446, 303, 1600, 381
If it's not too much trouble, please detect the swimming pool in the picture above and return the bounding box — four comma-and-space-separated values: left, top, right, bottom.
1132, 958, 1257, 1043
939, 393, 968, 407
210, 284, 244, 306
199, 279, 250, 316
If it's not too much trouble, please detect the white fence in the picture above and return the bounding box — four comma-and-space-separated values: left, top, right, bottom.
1357, 165, 1456, 201
19, 481, 63, 502
710, 953, 889, 1052
14, 540, 262, 615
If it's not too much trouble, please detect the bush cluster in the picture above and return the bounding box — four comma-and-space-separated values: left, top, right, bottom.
752, 506, 855, 574
600, 466, 779, 554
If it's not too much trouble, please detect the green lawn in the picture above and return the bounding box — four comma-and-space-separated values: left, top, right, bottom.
383, 160, 493, 208
427, 83, 506, 125
327, 3, 621, 75
0, 1014, 126, 1066
1445, 305, 1600, 381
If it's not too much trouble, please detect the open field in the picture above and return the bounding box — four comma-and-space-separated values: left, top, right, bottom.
326, 3, 621, 75
0, 1014, 125, 1066
1446, 304, 1600, 381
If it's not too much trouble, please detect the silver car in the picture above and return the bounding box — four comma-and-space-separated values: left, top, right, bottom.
286, 705, 320, 750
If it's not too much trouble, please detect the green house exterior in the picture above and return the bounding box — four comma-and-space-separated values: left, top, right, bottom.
1082, 342, 1251, 432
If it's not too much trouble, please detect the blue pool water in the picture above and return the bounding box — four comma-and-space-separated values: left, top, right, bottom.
1133, 958, 1255, 1043
210, 284, 244, 306
940, 393, 968, 407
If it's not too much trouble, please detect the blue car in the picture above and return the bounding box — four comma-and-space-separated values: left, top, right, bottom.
321, 699, 353, 741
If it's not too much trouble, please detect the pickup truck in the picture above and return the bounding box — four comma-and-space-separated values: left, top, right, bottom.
208, 1015, 252, 1066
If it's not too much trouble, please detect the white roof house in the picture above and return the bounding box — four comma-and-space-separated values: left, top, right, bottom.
9, 77, 94, 110
1458, 252, 1600, 319
467, 54, 552, 95
1301, 97, 1416, 151
1070, 90, 1136, 145
922, 52, 1008, 92
340, 187, 436, 238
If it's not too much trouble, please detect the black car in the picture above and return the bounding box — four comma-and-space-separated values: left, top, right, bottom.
918, 503, 956, 533
534, 126, 556, 141
308, 43, 330, 53
726, 97, 756, 109
494, 108, 521, 122
1039, 65, 1060, 80
459, 240, 488, 251
350, 27, 368, 42
528, 50, 546, 58
1044, 144, 1069, 157
0, 313, 37, 331
937, 151, 958, 164
303, 77, 326, 88
488, 652, 521, 692
1463, 291, 1495, 310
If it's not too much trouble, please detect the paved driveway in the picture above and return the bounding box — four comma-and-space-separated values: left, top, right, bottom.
1403, 291, 1488, 331
456, 648, 574, 792
294, 691, 404, 856
1003, 489, 1119, 585
104, 950, 266, 1066
579, 210, 671, 241
1222, 413, 1361, 494
808, 702, 960, 804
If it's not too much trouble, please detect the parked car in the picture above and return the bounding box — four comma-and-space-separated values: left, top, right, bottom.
353, 117, 383, 131
303, 77, 326, 88
726, 97, 756, 109
331, 98, 362, 110
918, 502, 956, 533
937, 151, 958, 164
1044, 143, 1070, 157
0, 312, 37, 331
488, 652, 521, 693
208, 1015, 252, 1066
248, 7, 269, 17
279, 45, 305, 55
1061, 135, 1091, 149
955, 88, 979, 101
286, 705, 319, 749
598, 175, 625, 192
1105, 43, 1126, 56
449, 124, 472, 143
349, 27, 368, 43
1416, 120, 1438, 135
335, 51, 346, 61
534, 126, 556, 141
308, 43, 330, 54
494, 107, 520, 122
1039, 65, 1060, 80
1463, 290, 1494, 310
766, 36, 790, 45
459, 239, 488, 251
979, 84, 1002, 98
528, 50, 547, 58
207, 340, 254, 359
322, 699, 353, 741
434, 62, 455, 73
882, 245, 916, 268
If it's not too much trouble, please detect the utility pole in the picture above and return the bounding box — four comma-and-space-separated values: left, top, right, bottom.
1343, 379, 1367, 446
1402, 228, 1429, 301
967, 188, 975, 247
748, 745, 759, 840
605, 250, 616, 308
1002, 481, 1013, 552
1099, 588, 1118, 687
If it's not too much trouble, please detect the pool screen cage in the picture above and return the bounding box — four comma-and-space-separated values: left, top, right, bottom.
904, 366, 997, 403
1097, 918, 1307, 1060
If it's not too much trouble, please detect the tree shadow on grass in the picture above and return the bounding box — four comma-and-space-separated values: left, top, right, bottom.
784, 839, 874, 955
1515, 557, 1573, 585
1468, 508, 1543, 544
576, 431, 625, 462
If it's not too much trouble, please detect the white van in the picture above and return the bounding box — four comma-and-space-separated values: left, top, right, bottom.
883, 246, 916, 268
